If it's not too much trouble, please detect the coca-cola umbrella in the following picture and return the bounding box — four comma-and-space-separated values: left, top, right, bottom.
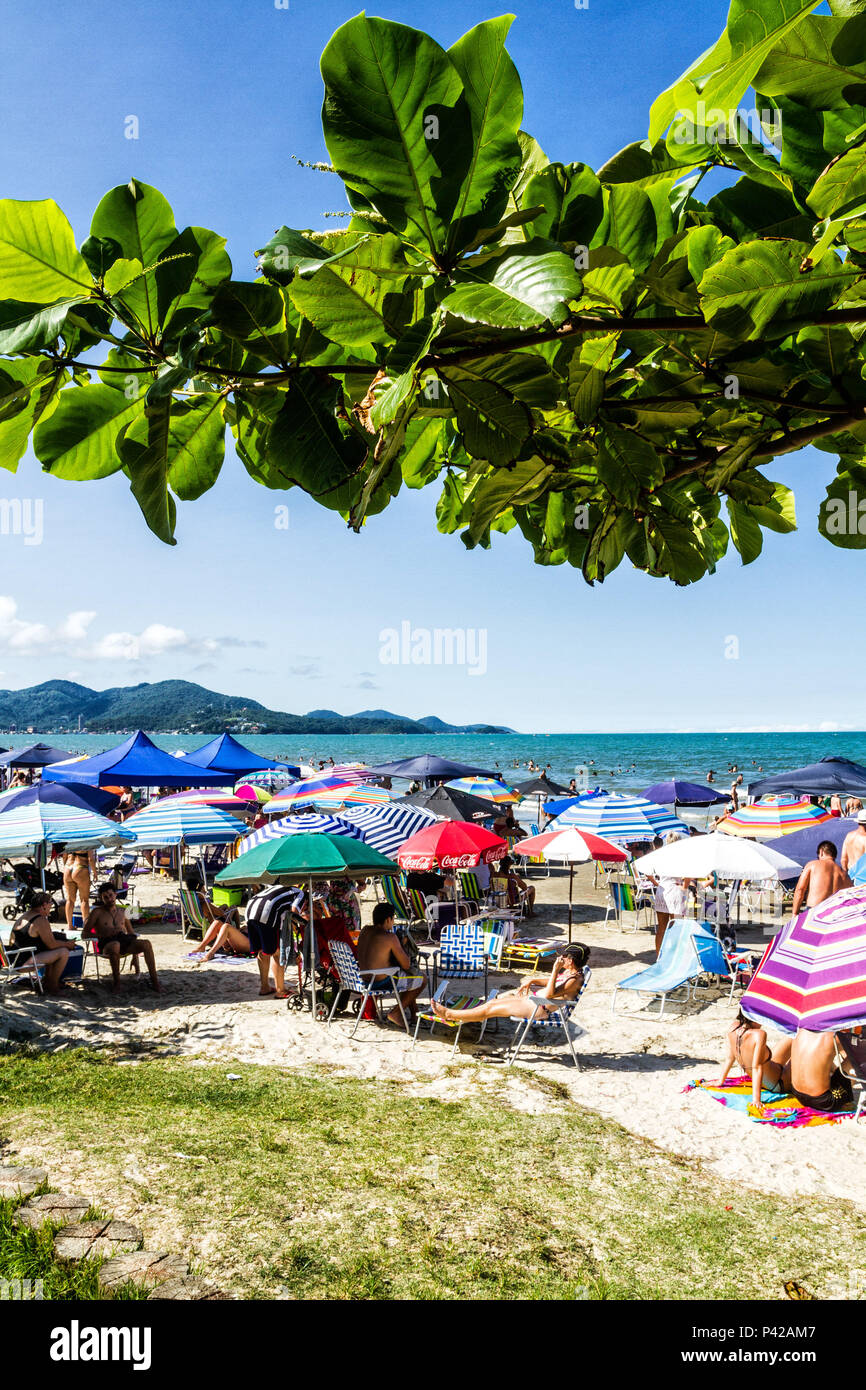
397, 821, 507, 913
514, 826, 627, 938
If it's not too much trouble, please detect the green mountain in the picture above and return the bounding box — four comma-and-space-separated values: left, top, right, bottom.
0, 681, 514, 736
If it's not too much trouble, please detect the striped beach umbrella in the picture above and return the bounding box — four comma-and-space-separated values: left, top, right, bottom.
717, 797, 832, 840
234, 783, 273, 805
547, 794, 688, 842
156, 788, 251, 814
445, 776, 520, 804
236, 811, 363, 855
264, 780, 391, 814
121, 802, 248, 847
742, 885, 866, 1034
336, 802, 440, 857
0, 801, 135, 856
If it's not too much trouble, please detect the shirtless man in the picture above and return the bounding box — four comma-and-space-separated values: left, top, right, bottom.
790, 841, 850, 917
840, 810, 866, 874
778, 1028, 854, 1113
356, 902, 425, 1027
85, 883, 161, 993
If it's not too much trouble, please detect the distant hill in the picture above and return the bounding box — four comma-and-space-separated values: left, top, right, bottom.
0, 681, 515, 737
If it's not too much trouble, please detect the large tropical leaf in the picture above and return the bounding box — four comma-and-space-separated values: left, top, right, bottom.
437, 364, 532, 464
0, 199, 92, 303
699, 240, 858, 337
441, 240, 581, 328
34, 383, 145, 480
266, 371, 366, 496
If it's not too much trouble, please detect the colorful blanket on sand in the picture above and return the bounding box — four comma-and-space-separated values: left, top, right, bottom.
682, 1075, 854, 1127
185, 950, 252, 963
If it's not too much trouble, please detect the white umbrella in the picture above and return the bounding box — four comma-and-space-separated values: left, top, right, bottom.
634, 832, 799, 882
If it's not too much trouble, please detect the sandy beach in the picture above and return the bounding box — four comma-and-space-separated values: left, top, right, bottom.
3, 861, 864, 1217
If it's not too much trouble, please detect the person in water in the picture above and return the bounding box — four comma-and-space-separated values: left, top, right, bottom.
432, 944, 589, 1026
716, 1009, 789, 1114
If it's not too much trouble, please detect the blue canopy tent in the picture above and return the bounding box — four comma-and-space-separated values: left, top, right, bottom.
0, 742, 72, 768
749, 756, 866, 799
642, 779, 727, 807
182, 733, 290, 777
764, 817, 858, 880
41, 730, 235, 788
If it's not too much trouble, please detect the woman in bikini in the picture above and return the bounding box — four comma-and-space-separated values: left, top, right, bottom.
431, 943, 590, 1026
716, 1009, 789, 1114
63, 848, 95, 931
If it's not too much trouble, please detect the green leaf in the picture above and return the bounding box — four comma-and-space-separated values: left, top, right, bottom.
726, 497, 765, 563
595, 424, 665, 508
122, 393, 225, 504
207, 282, 289, 362
289, 235, 418, 345
523, 162, 604, 245
103, 258, 144, 295
320, 14, 469, 253
595, 185, 657, 273
400, 417, 447, 488
0, 360, 67, 471
0, 297, 86, 354
436, 472, 466, 532
598, 139, 696, 188
90, 180, 178, 333
809, 146, 866, 220
446, 16, 524, 253
754, 13, 866, 109
266, 370, 366, 496
255, 227, 330, 284
34, 383, 145, 480
118, 407, 178, 546
567, 333, 620, 424
699, 240, 858, 338
79, 235, 122, 279
819, 464, 866, 546
464, 456, 552, 542
155, 227, 232, 327
751, 480, 797, 533
441, 240, 581, 328
0, 199, 92, 302
437, 364, 531, 464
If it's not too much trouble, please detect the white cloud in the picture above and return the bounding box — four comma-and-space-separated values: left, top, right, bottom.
57, 611, 97, 643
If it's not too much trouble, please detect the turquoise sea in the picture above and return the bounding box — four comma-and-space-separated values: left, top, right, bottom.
13, 730, 866, 797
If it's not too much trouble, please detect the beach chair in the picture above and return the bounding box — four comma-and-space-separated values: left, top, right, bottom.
837, 1029, 866, 1122
611, 920, 709, 1019
432, 921, 489, 994
458, 870, 484, 909
80, 923, 139, 981
325, 937, 410, 1036
412, 982, 499, 1054
499, 938, 558, 972
506, 967, 592, 1068
0, 935, 43, 993
381, 876, 412, 923
176, 887, 211, 941
405, 887, 432, 930
523, 824, 549, 877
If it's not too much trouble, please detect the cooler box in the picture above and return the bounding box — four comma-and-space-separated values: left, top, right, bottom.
212, 886, 243, 908
60, 946, 85, 982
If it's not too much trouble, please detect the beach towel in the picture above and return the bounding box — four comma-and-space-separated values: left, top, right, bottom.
683, 1075, 854, 1127
185, 950, 252, 963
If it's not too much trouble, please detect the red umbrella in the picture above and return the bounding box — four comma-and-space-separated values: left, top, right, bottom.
397, 820, 507, 871
514, 826, 627, 939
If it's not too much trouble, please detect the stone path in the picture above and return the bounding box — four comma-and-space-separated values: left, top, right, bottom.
3, 1165, 230, 1300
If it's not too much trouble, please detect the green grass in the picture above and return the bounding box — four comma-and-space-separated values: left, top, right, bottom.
0, 1192, 149, 1301
1, 1050, 862, 1300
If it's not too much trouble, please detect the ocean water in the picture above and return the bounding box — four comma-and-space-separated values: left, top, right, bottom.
16, 730, 866, 798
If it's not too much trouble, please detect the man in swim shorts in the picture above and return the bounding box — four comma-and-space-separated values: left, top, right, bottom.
780, 1027, 854, 1113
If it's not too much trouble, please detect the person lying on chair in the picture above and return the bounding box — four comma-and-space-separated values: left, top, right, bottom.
432, 943, 589, 1026
188, 895, 249, 963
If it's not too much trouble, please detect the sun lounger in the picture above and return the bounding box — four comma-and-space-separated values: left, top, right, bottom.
612, 919, 720, 1018
499, 939, 558, 972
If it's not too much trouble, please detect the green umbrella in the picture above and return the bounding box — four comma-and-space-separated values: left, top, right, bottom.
215, 833, 400, 1018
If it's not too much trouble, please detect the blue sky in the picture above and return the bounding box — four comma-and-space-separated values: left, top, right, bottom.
0, 0, 852, 733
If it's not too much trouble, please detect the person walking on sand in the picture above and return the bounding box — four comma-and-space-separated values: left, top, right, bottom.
63, 847, 95, 930
791, 841, 850, 918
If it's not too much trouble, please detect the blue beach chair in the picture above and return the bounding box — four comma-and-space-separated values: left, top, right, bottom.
612, 920, 718, 1019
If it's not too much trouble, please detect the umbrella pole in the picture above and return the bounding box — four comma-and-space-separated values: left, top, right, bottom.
568, 864, 573, 943
178, 838, 186, 939
308, 874, 317, 1021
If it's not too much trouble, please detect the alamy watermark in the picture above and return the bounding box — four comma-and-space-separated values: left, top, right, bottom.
379, 620, 487, 677
0, 498, 43, 545
0, 1276, 43, 1299
671, 101, 783, 151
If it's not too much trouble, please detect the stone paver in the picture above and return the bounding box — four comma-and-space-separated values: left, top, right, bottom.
98, 1251, 189, 1291
53, 1219, 142, 1261
0, 1164, 48, 1198
147, 1276, 230, 1300
14, 1191, 90, 1229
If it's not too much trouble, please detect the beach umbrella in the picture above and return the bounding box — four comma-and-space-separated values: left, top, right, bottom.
365, 754, 497, 782
181, 732, 290, 777
542, 791, 608, 817
155, 788, 252, 815
750, 756, 866, 800
642, 779, 728, 808
634, 832, 800, 881
0, 742, 73, 768
237, 811, 362, 855
397, 820, 507, 871
264, 779, 390, 814
122, 801, 248, 934
216, 832, 401, 1019
234, 783, 273, 805
742, 885, 866, 1034
547, 794, 688, 842
514, 826, 627, 938
512, 774, 569, 797
0, 800, 134, 860
0, 781, 120, 817
402, 784, 494, 822
764, 818, 857, 878
329, 763, 379, 782
717, 798, 832, 840
235, 770, 299, 791
445, 776, 520, 804
42, 731, 236, 788
335, 802, 440, 858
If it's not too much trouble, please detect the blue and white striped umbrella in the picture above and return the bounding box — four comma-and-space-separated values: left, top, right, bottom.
236, 811, 363, 855
121, 802, 248, 847
0, 801, 135, 856
336, 802, 440, 857
548, 794, 688, 843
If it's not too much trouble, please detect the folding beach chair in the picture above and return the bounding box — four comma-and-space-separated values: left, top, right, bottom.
0, 935, 43, 993
413, 983, 499, 1054
432, 921, 489, 994
523, 824, 549, 877
80, 923, 139, 981
177, 887, 210, 941
499, 938, 558, 973
458, 870, 484, 910
325, 937, 411, 1036
612, 920, 709, 1019
380, 876, 412, 923
506, 967, 592, 1068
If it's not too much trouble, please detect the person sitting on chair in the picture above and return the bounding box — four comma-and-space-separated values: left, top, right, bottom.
500, 856, 536, 916
432, 944, 589, 1026
356, 902, 425, 1026
188, 895, 249, 963
715, 1008, 789, 1114
10, 893, 71, 995
86, 883, 161, 993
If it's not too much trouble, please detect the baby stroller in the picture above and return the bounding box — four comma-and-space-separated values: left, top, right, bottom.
2, 861, 65, 921
286, 912, 358, 1020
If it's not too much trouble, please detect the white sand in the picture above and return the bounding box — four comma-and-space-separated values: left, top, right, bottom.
3, 862, 865, 1211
